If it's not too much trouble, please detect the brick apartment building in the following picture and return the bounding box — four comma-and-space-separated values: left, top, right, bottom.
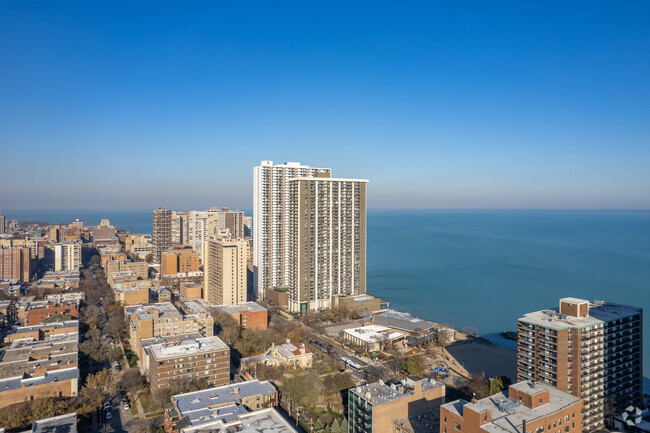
161, 246, 200, 276
349, 378, 445, 433
164, 379, 278, 433
213, 302, 268, 330
148, 335, 229, 392
0, 247, 31, 283
441, 382, 583, 433
518, 298, 643, 431
125, 302, 214, 356
0, 334, 79, 409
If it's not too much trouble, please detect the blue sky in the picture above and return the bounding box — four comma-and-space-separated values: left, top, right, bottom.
1, 1, 649, 210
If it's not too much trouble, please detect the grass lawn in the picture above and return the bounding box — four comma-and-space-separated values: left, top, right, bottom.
138, 391, 162, 415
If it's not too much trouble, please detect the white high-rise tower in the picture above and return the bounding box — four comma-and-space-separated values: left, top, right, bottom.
253, 161, 330, 300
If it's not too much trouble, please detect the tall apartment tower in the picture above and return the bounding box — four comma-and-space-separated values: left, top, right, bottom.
287, 177, 368, 313
153, 208, 172, 263
0, 247, 31, 283
517, 298, 643, 432
0, 213, 5, 234
253, 161, 331, 300
203, 238, 247, 305
44, 242, 81, 272
215, 208, 244, 240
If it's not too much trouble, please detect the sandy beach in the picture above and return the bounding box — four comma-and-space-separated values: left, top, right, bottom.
446, 337, 517, 381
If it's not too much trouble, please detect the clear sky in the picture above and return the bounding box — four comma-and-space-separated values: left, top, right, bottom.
1, 1, 649, 210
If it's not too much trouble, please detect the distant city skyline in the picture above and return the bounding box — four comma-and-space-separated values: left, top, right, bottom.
2, 2, 650, 210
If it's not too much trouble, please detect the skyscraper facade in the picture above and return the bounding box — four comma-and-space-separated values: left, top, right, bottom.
253, 161, 330, 300
203, 238, 247, 306
287, 177, 368, 313
517, 298, 643, 432
0, 247, 31, 283
153, 208, 172, 263
0, 213, 5, 234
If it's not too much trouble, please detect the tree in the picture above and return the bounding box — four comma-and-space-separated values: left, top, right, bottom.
121, 368, 146, 396
106, 310, 127, 341
324, 372, 356, 395
489, 376, 504, 395
387, 353, 405, 375
467, 373, 490, 399
82, 304, 104, 330
314, 418, 325, 432
32, 398, 71, 421
212, 311, 240, 345
280, 371, 321, 409
80, 370, 118, 412
403, 355, 427, 377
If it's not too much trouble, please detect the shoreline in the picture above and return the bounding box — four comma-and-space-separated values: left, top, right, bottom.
445, 335, 518, 381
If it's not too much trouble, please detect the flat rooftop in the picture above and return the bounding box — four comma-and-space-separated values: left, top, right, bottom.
125, 302, 178, 317
173, 380, 277, 425
519, 300, 642, 330
32, 412, 77, 433
0, 366, 79, 392
213, 302, 267, 315
150, 335, 228, 360
140, 333, 203, 352
374, 310, 436, 333
0, 338, 78, 379
351, 378, 443, 406
181, 407, 297, 433
442, 382, 582, 433
344, 324, 405, 344
394, 407, 440, 433
181, 299, 214, 316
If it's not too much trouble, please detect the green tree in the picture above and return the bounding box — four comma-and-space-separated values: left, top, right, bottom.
314, 418, 325, 432
403, 355, 427, 377
489, 376, 504, 395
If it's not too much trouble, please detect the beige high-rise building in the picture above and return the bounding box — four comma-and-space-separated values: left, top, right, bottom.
153, 208, 172, 263
253, 161, 331, 300
287, 177, 367, 313
44, 242, 82, 272
203, 238, 247, 306
0, 213, 5, 235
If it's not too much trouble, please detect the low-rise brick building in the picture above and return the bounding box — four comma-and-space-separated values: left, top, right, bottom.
213, 302, 268, 330
0, 334, 79, 409
440, 382, 583, 433
163, 379, 278, 433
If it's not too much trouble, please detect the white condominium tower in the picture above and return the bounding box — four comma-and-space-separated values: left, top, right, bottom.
253, 161, 330, 300
287, 176, 367, 313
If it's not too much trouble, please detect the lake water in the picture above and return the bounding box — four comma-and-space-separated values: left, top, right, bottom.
5, 208, 650, 374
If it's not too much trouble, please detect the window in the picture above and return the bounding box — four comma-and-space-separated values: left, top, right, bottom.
444, 417, 447, 423
455, 423, 461, 431
564, 416, 569, 422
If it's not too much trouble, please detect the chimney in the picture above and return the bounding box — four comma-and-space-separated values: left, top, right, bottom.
286, 338, 290, 344
530, 380, 535, 388
300, 344, 306, 355
522, 420, 527, 433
